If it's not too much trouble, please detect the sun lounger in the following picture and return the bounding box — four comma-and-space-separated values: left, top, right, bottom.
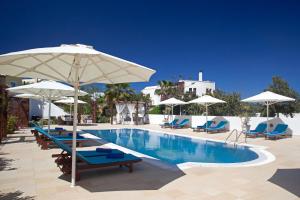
51, 138, 142, 181
245, 123, 267, 137
30, 121, 66, 134
172, 119, 190, 129
193, 121, 213, 132
265, 124, 289, 140
160, 119, 179, 128
206, 121, 228, 133
32, 127, 89, 150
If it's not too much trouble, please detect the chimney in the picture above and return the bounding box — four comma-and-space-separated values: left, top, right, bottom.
198, 71, 203, 81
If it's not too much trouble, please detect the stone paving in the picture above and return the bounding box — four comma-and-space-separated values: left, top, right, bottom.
0, 124, 299, 200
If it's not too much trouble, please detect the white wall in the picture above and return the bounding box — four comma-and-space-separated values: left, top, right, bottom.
148, 114, 300, 135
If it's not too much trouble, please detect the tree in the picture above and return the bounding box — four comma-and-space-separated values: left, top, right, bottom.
266, 76, 300, 117
104, 83, 134, 124
155, 80, 177, 100
209, 89, 242, 116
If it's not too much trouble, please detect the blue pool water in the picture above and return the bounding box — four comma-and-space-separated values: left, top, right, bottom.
83, 128, 259, 165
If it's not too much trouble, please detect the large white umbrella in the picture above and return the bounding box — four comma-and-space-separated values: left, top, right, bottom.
188, 95, 226, 132
159, 97, 186, 127
8, 80, 87, 133
55, 97, 87, 116
242, 91, 295, 131
0, 44, 155, 187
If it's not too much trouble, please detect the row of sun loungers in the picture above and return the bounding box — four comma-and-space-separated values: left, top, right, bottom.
31, 126, 142, 181
160, 119, 190, 128
245, 123, 289, 139
165, 119, 289, 139
193, 120, 228, 133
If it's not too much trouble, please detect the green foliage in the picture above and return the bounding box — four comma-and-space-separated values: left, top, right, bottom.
203, 89, 242, 116
97, 115, 110, 123
266, 76, 300, 117
155, 80, 179, 100
7, 116, 18, 134
148, 106, 163, 114
104, 83, 134, 123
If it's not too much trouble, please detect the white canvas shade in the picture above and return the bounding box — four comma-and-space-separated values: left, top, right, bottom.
8, 80, 87, 133
55, 97, 87, 116
159, 98, 186, 127
242, 91, 295, 131
55, 97, 87, 104
188, 95, 226, 132
0, 44, 155, 187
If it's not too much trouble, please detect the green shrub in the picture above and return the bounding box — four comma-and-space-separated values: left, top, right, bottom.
148, 106, 162, 114
7, 116, 18, 134
97, 115, 110, 123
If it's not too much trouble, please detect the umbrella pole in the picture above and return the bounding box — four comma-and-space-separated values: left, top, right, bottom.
206, 104, 208, 133
41, 97, 45, 120
267, 102, 269, 132
48, 99, 51, 134
171, 105, 174, 129
71, 79, 79, 187
180, 105, 181, 116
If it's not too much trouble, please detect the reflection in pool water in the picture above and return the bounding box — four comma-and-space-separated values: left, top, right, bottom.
83, 129, 259, 165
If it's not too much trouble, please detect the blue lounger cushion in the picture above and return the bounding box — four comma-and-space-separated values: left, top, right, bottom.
52, 138, 141, 165
78, 149, 122, 157
96, 148, 113, 153
106, 153, 125, 159
80, 154, 140, 165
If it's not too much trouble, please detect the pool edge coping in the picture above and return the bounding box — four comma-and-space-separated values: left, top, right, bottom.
79, 127, 276, 169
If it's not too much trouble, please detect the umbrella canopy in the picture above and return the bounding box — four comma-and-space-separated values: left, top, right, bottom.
0, 43, 155, 187
55, 97, 87, 115
14, 93, 42, 99
7, 80, 87, 134
159, 98, 186, 125
189, 95, 226, 105
55, 97, 87, 104
242, 91, 295, 131
159, 97, 186, 105
241, 91, 295, 103
188, 95, 226, 132
7, 80, 87, 99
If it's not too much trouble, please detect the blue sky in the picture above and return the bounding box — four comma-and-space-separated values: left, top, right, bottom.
0, 0, 299, 97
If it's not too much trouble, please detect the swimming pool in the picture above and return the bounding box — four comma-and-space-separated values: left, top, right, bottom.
82, 128, 261, 165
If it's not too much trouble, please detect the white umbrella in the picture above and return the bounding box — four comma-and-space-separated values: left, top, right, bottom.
55, 97, 87, 116
159, 98, 186, 128
0, 43, 155, 187
242, 91, 295, 131
7, 80, 87, 133
14, 93, 42, 99
188, 95, 226, 132
55, 97, 87, 104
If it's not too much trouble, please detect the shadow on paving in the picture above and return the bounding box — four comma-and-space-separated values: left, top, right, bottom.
0, 190, 35, 200
58, 161, 185, 192
2, 135, 35, 145
268, 168, 300, 197
0, 153, 17, 171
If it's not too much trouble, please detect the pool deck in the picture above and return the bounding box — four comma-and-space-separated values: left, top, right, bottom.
0, 123, 299, 199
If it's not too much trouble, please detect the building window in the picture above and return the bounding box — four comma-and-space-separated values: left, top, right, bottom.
189, 88, 192, 93
193, 88, 196, 93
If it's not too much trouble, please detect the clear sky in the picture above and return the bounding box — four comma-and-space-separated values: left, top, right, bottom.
0, 0, 299, 97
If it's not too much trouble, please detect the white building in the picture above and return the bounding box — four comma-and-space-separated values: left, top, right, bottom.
141, 71, 215, 105
141, 85, 161, 105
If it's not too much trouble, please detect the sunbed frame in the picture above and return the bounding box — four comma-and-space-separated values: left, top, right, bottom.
52, 150, 141, 181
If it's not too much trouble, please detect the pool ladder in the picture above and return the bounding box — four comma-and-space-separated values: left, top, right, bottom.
225, 129, 247, 147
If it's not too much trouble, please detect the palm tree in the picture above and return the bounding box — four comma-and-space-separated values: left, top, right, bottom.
104, 83, 134, 124
155, 80, 176, 101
